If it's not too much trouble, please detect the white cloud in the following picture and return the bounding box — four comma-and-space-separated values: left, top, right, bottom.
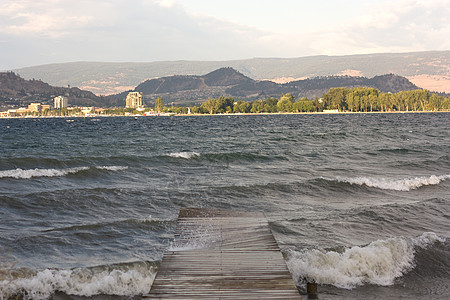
0, 0, 284, 68
156, 0, 176, 8
0, 0, 96, 38
0, 0, 448, 69
306, 0, 450, 55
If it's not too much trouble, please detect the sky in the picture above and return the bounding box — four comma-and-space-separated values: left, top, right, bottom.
0, 0, 449, 70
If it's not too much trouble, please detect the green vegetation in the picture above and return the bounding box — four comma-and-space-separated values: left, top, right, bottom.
154, 97, 164, 113
3, 88, 448, 118
185, 88, 449, 114
321, 88, 449, 112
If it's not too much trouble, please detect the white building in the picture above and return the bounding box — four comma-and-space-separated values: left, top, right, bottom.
54, 96, 68, 109
126, 92, 143, 108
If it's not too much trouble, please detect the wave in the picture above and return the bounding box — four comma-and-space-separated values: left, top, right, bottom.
168, 151, 200, 159
377, 148, 422, 154
43, 215, 176, 233
0, 166, 128, 179
166, 151, 286, 163
96, 166, 129, 171
0, 261, 156, 300
286, 232, 446, 289
330, 174, 450, 191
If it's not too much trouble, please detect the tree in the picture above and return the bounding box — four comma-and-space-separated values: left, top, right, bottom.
217, 97, 234, 113
277, 93, 294, 112
265, 97, 278, 112
294, 99, 315, 112
201, 99, 219, 114
428, 93, 444, 111
190, 106, 200, 114
155, 97, 164, 113
233, 101, 251, 113
251, 100, 265, 113
345, 91, 356, 112
322, 88, 347, 111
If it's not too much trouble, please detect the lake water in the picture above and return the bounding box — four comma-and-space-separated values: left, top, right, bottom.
1, 113, 449, 299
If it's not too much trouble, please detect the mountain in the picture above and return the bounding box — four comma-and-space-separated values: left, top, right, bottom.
9, 51, 450, 95
106, 68, 421, 106
0, 69, 428, 109
0, 72, 121, 108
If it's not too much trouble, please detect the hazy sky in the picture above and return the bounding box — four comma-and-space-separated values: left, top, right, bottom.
0, 0, 449, 69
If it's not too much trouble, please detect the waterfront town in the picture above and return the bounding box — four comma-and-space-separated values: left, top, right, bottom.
0, 92, 153, 118
1, 88, 448, 118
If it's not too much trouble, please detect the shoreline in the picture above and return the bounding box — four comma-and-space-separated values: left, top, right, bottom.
0, 110, 448, 119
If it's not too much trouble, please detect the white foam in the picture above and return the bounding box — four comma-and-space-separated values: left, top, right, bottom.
412, 231, 446, 248
168, 152, 200, 159
0, 166, 128, 179
1, 266, 156, 299
0, 167, 89, 179
336, 174, 450, 191
168, 224, 219, 251
168, 236, 216, 251
96, 166, 129, 171
286, 232, 445, 289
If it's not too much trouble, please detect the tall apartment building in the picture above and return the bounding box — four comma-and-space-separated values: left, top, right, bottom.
54, 96, 68, 109
126, 92, 143, 108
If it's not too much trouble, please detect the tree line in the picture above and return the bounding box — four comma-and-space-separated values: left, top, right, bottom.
156, 88, 449, 114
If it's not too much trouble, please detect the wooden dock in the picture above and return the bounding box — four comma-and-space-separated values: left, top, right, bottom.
143, 207, 301, 299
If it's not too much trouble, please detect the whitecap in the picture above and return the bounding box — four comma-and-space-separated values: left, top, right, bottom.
0, 265, 156, 299
412, 231, 446, 248
335, 174, 450, 191
0, 167, 89, 179
168, 152, 200, 159
96, 166, 129, 171
286, 232, 445, 289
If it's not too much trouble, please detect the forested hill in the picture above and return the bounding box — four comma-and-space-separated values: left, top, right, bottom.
230, 73, 420, 100
107, 68, 421, 105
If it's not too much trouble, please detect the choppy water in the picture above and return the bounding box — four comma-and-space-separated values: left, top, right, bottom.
0, 113, 449, 299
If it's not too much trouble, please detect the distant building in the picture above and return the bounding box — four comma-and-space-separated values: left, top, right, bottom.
28, 103, 42, 112
126, 92, 143, 108
54, 96, 68, 109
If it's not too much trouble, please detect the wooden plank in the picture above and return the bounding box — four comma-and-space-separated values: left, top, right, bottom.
143, 208, 301, 299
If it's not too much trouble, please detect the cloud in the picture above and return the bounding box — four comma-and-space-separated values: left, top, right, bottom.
0, 0, 285, 69
0, 0, 448, 69
0, 0, 93, 38
317, 0, 450, 54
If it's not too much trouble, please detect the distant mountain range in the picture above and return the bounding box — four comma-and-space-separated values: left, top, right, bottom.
9, 51, 450, 95
1, 68, 427, 108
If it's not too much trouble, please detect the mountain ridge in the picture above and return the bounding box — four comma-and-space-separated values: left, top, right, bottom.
0, 68, 439, 109
9, 51, 450, 95
108, 67, 421, 105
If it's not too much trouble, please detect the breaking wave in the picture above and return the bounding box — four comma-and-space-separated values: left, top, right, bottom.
0, 262, 156, 300
168, 152, 200, 159
95, 166, 129, 171
286, 232, 446, 289
0, 166, 128, 179
332, 174, 450, 191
